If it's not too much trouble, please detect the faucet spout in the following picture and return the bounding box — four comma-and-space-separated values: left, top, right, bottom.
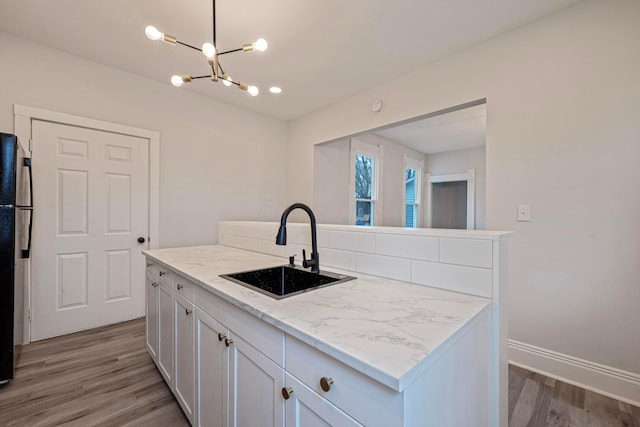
275, 203, 319, 273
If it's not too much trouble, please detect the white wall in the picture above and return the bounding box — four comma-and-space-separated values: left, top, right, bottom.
313, 138, 350, 224
425, 146, 486, 229
0, 33, 288, 248
286, 0, 640, 396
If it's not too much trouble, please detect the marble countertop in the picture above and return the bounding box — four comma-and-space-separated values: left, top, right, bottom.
143, 245, 491, 392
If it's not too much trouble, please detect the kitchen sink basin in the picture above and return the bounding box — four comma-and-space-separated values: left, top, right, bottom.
220, 265, 356, 299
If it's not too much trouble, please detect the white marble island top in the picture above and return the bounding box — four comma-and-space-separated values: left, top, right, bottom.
143, 244, 491, 392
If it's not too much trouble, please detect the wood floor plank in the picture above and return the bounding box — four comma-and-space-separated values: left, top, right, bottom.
545, 398, 588, 427
0, 319, 188, 427
554, 379, 586, 409
510, 378, 540, 426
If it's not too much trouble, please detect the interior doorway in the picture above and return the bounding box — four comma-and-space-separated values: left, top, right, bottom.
13, 105, 159, 343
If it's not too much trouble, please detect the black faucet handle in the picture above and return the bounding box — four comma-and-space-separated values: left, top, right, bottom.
289, 254, 296, 266
302, 249, 319, 272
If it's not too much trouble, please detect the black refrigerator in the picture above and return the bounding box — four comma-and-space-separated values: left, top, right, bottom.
0, 132, 32, 384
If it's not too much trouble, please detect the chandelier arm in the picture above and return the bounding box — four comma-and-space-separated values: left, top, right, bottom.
192, 75, 211, 80
218, 48, 243, 56
176, 41, 202, 52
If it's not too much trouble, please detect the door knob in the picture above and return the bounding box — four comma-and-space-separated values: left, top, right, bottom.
138, 237, 146, 244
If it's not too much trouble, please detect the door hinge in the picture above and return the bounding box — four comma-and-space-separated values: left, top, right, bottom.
28, 309, 32, 322
29, 138, 33, 152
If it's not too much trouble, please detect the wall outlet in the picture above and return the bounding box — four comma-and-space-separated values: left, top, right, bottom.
517, 205, 531, 222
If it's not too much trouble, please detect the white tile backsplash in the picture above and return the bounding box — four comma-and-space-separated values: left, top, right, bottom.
321, 248, 357, 271
219, 221, 509, 298
375, 234, 439, 261
411, 260, 493, 298
331, 230, 376, 253
356, 253, 411, 282
439, 238, 492, 269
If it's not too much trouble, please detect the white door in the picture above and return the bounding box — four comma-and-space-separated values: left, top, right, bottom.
31, 119, 149, 341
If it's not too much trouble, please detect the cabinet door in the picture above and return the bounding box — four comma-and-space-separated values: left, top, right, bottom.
158, 282, 173, 386
195, 308, 228, 427
284, 373, 361, 427
229, 332, 284, 427
174, 293, 195, 423
145, 275, 159, 361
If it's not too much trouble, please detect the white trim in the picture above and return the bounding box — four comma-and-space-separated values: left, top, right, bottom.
509, 339, 640, 407
425, 168, 476, 230
13, 104, 160, 344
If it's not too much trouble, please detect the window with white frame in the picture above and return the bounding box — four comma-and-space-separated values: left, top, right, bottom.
350, 139, 382, 226
404, 155, 423, 228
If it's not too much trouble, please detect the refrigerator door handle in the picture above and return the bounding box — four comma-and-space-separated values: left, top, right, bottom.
17, 158, 33, 259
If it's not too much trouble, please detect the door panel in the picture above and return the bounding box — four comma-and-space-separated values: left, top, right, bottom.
31, 120, 149, 340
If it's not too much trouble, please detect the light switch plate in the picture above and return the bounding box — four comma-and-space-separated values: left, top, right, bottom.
517, 205, 531, 222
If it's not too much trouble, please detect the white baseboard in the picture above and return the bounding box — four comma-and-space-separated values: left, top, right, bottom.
509, 339, 640, 407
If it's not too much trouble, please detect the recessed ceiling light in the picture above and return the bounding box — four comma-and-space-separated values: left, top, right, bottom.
269, 87, 282, 94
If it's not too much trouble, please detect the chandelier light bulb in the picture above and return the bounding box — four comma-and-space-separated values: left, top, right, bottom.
145, 25, 163, 41
202, 42, 216, 59
247, 85, 259, 96
223, 76, 233, 87
269, 86, 282, 94
254, 38, 268, 52
171, 75, 184, 87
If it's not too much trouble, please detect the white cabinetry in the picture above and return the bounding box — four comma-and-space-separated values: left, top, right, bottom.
146, 261, 286, 427
144, 254, 494, 427
284, 373, 361, 427
174, 291, 195, 424
145, 261, 173, 387
194, 308, 228, 427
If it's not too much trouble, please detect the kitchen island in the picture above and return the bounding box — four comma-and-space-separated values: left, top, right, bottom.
144, 222, 508, 427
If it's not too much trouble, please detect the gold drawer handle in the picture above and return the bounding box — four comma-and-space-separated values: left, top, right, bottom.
146, 262, 152, 267
151, 282, 158, 288
176, 284, 184, 290
224, 338, 234, 347
185, 308, 192, 316
320, 377, 334, 392
159, 271, 166, 276
282, 387, 294, 400
218, 333, 227, 342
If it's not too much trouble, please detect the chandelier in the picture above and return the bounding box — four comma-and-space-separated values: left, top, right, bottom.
145, 0, 276, 96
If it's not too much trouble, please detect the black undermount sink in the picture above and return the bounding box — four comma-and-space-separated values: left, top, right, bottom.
220, 265, 356, 299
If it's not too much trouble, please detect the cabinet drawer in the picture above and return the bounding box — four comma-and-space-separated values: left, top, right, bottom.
173, 274, 196, 302
285, 335, 403, 427
150, 263, 173, 285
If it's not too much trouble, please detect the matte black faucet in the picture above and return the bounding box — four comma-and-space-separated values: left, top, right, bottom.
276, 203, 320, 273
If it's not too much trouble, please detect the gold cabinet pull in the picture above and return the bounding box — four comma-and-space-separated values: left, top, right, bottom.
185, 308, 192, 316
218, 332, 227, 342
159, 271, 166, 276
151, 282, 158, 288
177, 284, 184, 290
281, 387, 294, 400
224, 338, 233, 347
146, 262, 152, 267
320, 377, 334, 392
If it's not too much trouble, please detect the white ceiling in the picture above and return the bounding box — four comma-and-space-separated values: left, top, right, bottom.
0, 0, 580, 121
374, 103, 486, 154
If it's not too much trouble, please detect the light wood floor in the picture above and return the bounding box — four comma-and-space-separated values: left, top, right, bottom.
509, 364, 640, 427
1, 319, 638, 426
0, 318, 188, 427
